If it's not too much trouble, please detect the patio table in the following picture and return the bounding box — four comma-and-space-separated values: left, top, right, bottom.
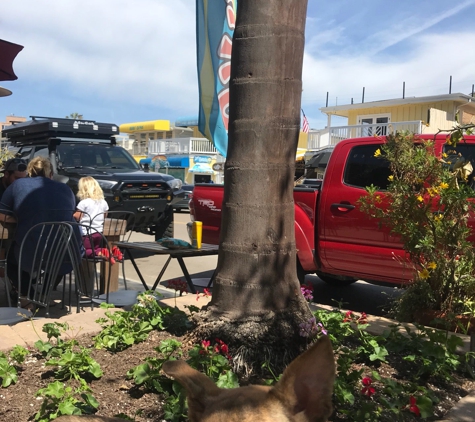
113, 241, 219, 294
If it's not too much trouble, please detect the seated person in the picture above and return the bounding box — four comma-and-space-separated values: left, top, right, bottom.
73, 176, 109, 258
0, 157, 27, 200
0, 157, 81, 305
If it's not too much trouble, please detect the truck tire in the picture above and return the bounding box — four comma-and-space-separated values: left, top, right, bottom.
316, 271, 358, 287
297, 259, 307, 284
154, 206, 174, 240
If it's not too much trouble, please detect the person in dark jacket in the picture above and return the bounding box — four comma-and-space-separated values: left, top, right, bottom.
0, 157, 27, 200
0, 157, 81, 305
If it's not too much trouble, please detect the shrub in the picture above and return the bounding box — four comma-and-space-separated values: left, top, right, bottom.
358, 131, 475, 320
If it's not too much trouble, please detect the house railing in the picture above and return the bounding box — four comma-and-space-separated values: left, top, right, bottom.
328, 121, 423, 146
190, 138, 218, 154
148, 137, 217, 155
308, 121, 423, 149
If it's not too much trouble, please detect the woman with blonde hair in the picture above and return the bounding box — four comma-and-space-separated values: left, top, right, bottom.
73, 176, 109, 257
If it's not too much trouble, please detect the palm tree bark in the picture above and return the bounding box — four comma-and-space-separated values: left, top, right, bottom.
211, 0, 309, 315
193, 0, 311, 371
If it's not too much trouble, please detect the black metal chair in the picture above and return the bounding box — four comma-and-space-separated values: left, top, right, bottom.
16, 222, 74, 318
0, 210, 34, 325
66, 222, 112, 312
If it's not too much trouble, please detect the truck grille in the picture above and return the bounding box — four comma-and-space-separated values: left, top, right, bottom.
120, 182, 170, 200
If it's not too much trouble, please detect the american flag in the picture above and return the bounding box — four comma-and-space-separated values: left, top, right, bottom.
301, 109, 309, 133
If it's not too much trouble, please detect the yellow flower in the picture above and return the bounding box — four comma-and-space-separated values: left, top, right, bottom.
442, 152, 448, 158
417, 195, 424, 202
439, 182, 449, 189
388, 175, 394, 181
434, 214, 443, 222
418, 269, 430, 280
374, 149, 381, 157
427, 262, 437, 270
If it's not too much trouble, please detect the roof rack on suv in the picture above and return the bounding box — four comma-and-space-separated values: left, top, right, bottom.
3, 116, 119, 146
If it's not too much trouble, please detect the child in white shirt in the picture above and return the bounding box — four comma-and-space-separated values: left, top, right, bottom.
73, 176, 109, 257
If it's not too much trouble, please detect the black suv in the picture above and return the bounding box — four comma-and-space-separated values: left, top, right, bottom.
3, 116, 183, 239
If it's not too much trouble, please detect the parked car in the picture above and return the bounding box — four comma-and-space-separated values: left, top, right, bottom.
3, 116, 183, 239
174, 184, 194, 212
189, 134, 475, 286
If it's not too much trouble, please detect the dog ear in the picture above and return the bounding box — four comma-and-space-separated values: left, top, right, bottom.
162, 360, 221, 420
271, 336, 335, 422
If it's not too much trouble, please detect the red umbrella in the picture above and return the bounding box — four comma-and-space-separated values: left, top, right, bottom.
0, 38, 23, 81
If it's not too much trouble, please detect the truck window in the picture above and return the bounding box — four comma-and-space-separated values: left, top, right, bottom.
344, 144, 391, 190
58, 144, 139, 169
443, 144, 475, 192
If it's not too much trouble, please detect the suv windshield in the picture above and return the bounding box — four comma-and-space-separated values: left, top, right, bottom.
57, 143, 140, 170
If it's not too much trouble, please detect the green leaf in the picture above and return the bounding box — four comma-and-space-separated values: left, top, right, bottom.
416, 395, 434, 419
216, 371, 239, 389
58, 399, 82, 415
131, 363, 151, 385
81, 392, 99, 409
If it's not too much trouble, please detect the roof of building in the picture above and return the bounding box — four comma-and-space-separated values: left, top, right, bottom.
320, 92, 475, 118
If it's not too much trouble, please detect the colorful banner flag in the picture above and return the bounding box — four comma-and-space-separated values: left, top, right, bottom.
196, 0, 237, 157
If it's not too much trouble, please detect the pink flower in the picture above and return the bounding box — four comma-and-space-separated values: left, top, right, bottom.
201, 340, 210, 348
196, 288, 212, 301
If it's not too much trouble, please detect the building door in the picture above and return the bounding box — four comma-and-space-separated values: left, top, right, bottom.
358, 114, 391, 136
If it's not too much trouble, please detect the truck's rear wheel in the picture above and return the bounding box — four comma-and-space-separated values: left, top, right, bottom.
297, 259, 307, 284
316, 271, 358, 287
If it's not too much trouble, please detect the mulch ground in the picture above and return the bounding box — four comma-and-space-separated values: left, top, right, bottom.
0, 328, 474, 421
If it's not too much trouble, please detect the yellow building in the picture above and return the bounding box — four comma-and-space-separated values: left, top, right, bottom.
119, 120, 194, 158
310, 92, 475, 148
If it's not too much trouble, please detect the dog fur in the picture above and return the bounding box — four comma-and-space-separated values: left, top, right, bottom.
57, 336, 335, 422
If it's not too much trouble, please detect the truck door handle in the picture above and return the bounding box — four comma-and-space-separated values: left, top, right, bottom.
331, 203, 355, 211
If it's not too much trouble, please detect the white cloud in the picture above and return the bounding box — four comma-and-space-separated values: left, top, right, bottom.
1, 0, 475, 128
1, 0, 199, 117
302, 30, 475, 128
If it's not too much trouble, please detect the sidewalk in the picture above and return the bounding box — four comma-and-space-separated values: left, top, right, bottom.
0, 280, 473, 421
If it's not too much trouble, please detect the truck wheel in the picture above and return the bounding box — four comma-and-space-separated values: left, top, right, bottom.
163, 220, 174, 238
153, 206, 174, 240
316, 271, 358, 287
297, 259, 307, 284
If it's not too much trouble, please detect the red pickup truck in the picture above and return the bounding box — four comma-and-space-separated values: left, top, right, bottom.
189, 135, 475, 286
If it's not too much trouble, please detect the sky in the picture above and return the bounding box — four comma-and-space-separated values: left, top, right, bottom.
1, 0, 475, 131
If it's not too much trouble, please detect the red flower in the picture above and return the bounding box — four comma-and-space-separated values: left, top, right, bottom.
361, 377, 375, 397
357, 312, 368, 324
203, 288, 211, 297
167, 278, 188, 293
409, 396, 420, 417
343, 310, 354, 322
201, 340, 210, 348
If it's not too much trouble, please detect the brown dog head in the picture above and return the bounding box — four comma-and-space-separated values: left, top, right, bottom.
162, 336, 335, 422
